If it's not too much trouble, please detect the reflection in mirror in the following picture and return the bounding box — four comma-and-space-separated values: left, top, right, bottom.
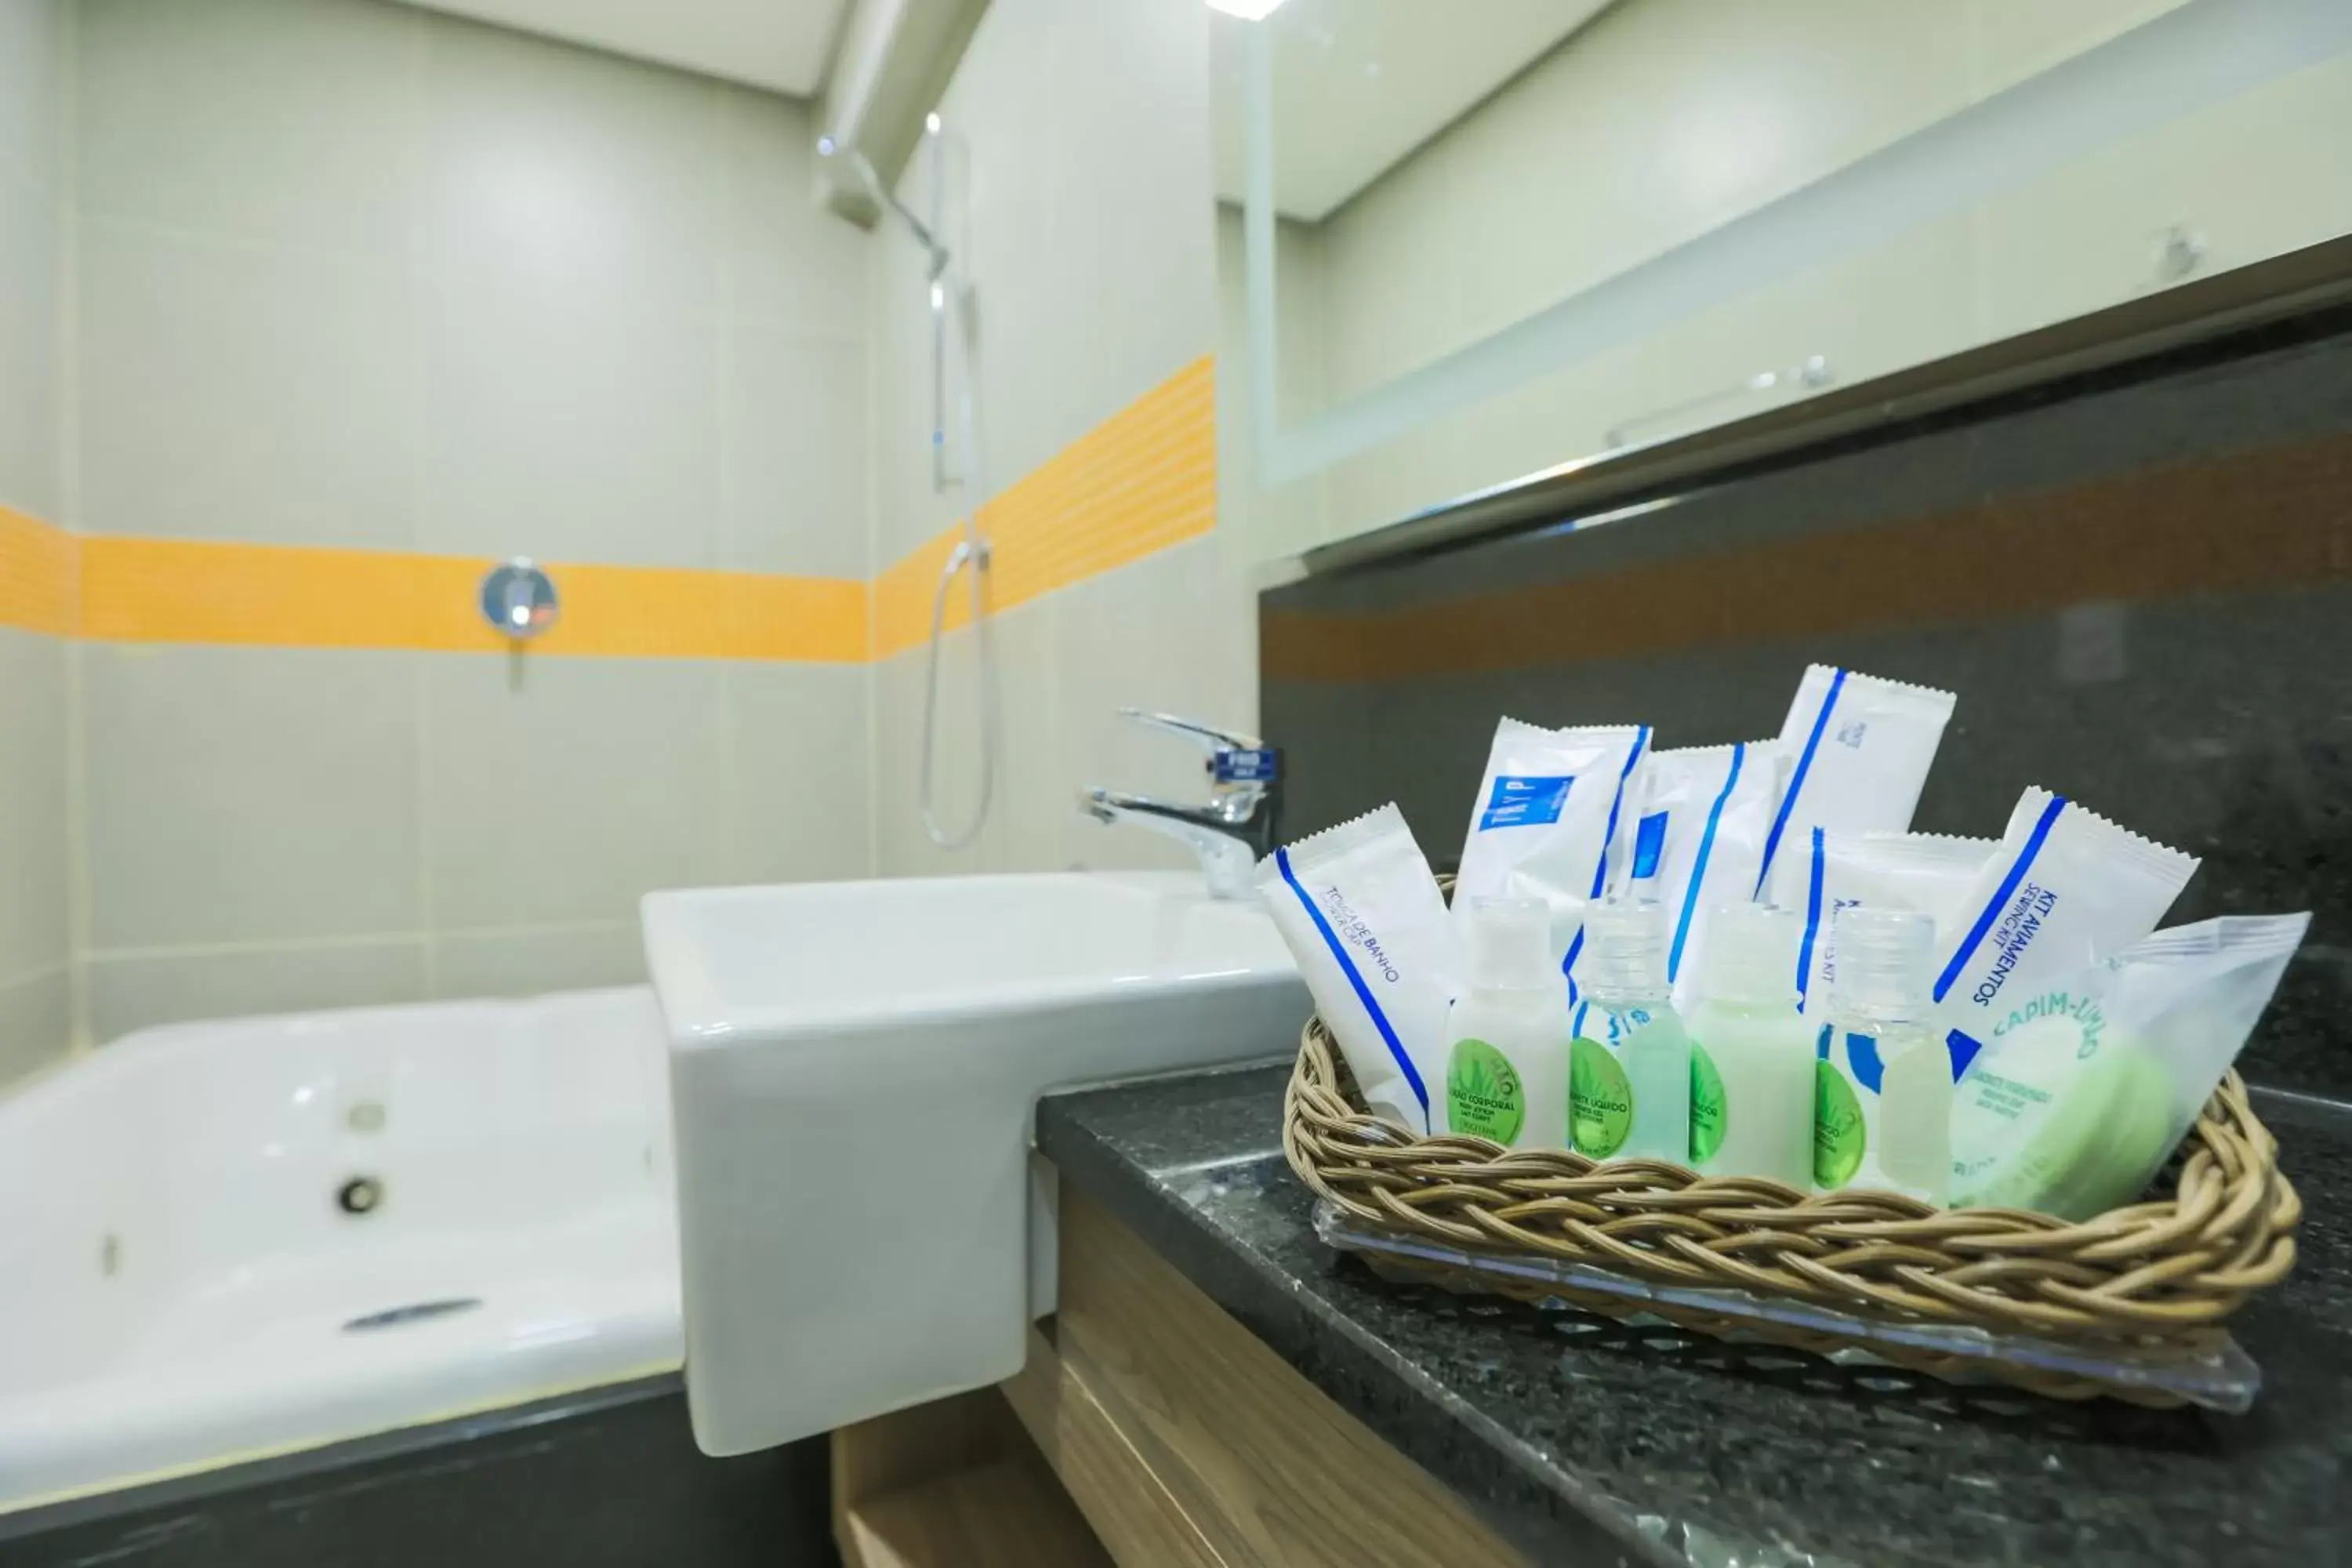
1214, 0, 2352, 564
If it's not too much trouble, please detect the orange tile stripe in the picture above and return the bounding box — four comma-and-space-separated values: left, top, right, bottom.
871, 355, 1217, 659
0, 504, 77, 637
77, 539, 869, 662
0, 356, 1214, 662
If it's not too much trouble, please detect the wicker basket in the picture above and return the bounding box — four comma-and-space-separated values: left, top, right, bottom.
1283, 1014, 2301, 1405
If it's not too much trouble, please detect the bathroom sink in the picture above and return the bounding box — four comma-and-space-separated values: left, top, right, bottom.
641, 871, 1305, 1456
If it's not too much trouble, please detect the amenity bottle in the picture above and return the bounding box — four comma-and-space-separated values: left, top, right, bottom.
1686, 903, 1815, 1187
1443, 898, 1571, 1149
1815, 906, 1951, 1203
1570, 898, 1690, 1162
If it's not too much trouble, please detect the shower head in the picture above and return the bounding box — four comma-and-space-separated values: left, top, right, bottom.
818, 134, 950, 281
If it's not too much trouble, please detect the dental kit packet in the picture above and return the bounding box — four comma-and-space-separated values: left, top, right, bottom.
1759, 666, 1956, 909
1259, 804, 1460, 1135
1930, 788, 2198, 1080
1454, 717, 1650, 989
1949, 913, 2309, 1218
1618, 740, 1791, 1009
1795, 829, 1999, 1015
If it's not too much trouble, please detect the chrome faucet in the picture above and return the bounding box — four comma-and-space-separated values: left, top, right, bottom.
1079, 710, 1282, 900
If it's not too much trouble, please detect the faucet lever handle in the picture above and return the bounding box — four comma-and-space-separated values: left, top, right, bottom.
1118, 708, 1263, 757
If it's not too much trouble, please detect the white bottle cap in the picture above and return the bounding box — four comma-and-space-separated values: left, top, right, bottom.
1831, 905, 1934, 1018
1462, 896, 1554, 990
1581, 896, 1670, 1000
1697, 902, 1802, 1007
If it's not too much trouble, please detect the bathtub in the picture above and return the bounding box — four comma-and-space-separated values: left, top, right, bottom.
0, 986, 683, 1513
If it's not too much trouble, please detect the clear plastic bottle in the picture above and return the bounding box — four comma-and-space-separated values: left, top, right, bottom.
1443, 898, 1571, 1149
1686, 903, 1815, 1186
1815, 906, 1951, 1203
1570, 898, 1690, 1162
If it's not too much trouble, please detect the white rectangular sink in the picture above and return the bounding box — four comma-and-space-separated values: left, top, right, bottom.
641, 871, 1305, 1456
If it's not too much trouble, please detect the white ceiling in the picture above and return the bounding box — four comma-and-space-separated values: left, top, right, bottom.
1213, 0, 1611, 223
397, 0, 849, 96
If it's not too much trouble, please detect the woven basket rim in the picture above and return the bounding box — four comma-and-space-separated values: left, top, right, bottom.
1283, 1012, 2299, 1347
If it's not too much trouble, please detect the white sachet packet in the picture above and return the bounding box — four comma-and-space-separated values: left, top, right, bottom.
1930, 787, 2198, 1080
1950, 913, 2309, 1218
1454, 717, 1650, 993
1615, 739, 1790, 1009
1259, 804, 1459, 1136
1795, 829, 1998, 1016
1758, 666, 1957, 909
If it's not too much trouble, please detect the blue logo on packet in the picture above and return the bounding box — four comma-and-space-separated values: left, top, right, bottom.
1479, 775, 1571, 831
1629, 811, 1668, 880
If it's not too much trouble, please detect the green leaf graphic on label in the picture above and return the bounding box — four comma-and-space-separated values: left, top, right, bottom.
1813, 1059, 1864, 1188
1446, 1038, 1524, 1145
1570, 1036, 1632, 1158
1689, 1042, 1726, 1166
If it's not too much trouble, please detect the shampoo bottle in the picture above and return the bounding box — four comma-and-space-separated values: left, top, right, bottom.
1443, 898, 1570, 1149
1815, 906, 1951, 1203
1570, 898, 1690, 1162
1686, 903, 1814, 1186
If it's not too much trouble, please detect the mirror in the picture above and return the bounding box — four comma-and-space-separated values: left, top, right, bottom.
1214, 0, 2352, 562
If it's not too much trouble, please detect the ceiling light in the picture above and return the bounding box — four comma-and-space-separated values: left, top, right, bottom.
1207, 0, 1287, 20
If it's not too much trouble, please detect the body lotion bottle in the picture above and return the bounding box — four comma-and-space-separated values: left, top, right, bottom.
1443, 898, 1570, 1148
1816, 906, 1951, 1203
1686, 903, 1815, 1186
1570, 898, 1690, 1162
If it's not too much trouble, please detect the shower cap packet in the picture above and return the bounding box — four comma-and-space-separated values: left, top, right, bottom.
1258, 804, 1459, 1135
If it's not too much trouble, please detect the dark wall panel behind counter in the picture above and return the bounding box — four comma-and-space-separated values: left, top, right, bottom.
1261, 316, 2352, 1098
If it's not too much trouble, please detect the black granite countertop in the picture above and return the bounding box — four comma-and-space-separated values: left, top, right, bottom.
1035, 1062, 2352, 1567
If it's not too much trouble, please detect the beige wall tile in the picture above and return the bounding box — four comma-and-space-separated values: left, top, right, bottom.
718, 85, 866, 339
78, 220, 416, 546
719, 662, 873, 886
0, 627, 67, 982
979, 594, 1066, 874
719, 329, 869, 579
0, 967, 70, 1087
419, 10, 723, 315
77, 0, 422, 256
0, 163, 59, 520
428, 922, 644, 1000
1052, 537, 1256, 875
0, 0, 61, 198
82, 645, 424, 949
940, 0, 1218, 489
419, 281, 718, 568
421, 654, 726, 929
85, 938, 426, 1046
872, 641, 984, 879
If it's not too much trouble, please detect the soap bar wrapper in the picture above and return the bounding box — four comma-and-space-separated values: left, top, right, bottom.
1950, 913, 2309, 1218
1796, 829, 1999, 1015
1759, 666, 1956, 909
1931, 788, 2198, 1078
1260, 804, 1459, 1135
1618, 740, 1790, 1008
1454, 718, 1650, 989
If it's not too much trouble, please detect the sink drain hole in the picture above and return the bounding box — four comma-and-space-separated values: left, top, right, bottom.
336, 1176, 384, 1216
